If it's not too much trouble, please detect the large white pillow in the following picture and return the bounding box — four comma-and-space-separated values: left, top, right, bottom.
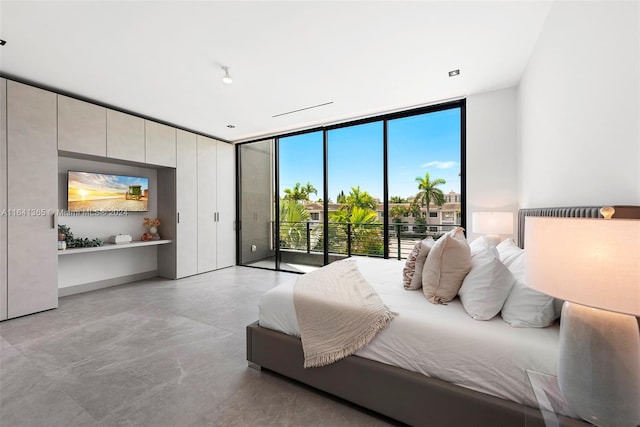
422, 228, 471, 304
496, 238, 522, 267
458, 246, 516, 320
468, 235, 490, 256
500, 250, 558, 327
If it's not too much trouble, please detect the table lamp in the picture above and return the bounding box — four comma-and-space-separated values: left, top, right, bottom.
524, 209, 640, 427
472, 211, 514, 246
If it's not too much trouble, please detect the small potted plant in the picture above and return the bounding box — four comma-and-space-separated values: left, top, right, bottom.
142, 217, 161, 241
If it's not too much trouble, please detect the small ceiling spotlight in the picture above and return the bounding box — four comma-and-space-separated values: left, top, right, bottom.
0, 40, 6, 46
221, 66, 233, 85
448, 69, 460, 77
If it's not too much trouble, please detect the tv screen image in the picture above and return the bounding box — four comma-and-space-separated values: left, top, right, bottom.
67, 171, 149, 212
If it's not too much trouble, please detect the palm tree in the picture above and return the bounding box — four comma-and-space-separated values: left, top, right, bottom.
283, 182, 317, 202
328, 206, 383, 256
279, 199, 311, 249
303, 182, 317, 200
344, 186, 377, 211
389, 196, 407, 203
414, 172, 446, 219
283, 183, 305, 201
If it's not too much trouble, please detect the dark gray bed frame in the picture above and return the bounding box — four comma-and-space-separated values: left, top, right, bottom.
247, 206, 639, 427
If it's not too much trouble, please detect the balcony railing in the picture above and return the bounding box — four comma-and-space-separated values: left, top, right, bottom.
277, 221, 461, 260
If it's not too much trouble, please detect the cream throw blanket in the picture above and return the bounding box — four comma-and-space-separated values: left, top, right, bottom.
293, 258, 396, 368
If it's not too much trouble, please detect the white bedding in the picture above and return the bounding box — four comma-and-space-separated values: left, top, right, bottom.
259, 256, 561, 408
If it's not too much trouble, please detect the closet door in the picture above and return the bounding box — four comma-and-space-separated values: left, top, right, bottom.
197, 136, 217, 273
215, 141, 235, 268
7, 81, 58, 318
0, 78, 7, 321
176, 130, 198, 278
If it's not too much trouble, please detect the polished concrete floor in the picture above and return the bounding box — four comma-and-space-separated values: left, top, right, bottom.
0, 266, 400, 427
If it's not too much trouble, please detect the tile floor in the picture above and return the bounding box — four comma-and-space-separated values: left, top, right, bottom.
0, 266, 401, 427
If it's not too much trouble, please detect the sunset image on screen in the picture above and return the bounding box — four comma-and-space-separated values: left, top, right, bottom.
67, 171, 149, 212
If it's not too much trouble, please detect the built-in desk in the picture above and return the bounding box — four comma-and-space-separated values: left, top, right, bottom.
58, 239, 171, 255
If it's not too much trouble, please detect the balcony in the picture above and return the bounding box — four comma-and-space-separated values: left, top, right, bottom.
278, 221, 460, 263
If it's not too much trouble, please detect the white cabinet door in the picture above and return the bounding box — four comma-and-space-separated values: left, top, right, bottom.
0, 78, 7, 321
107, 110, 145, 163
176, 130, 198, 278
7, 81, 58, 318
58, 95, 107, 156
197, 136, 217, 273
145, 121, 176, 167
216, 141, 236, 268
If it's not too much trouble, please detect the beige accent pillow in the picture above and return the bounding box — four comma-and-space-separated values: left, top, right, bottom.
402, 241, 422, 289
403, 238, 435, 290
422, 227, 471, 304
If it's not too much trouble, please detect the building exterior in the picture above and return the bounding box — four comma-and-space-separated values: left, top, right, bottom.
300, 190, 461, 236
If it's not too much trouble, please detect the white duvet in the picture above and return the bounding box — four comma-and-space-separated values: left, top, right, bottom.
259, 256, 561, 408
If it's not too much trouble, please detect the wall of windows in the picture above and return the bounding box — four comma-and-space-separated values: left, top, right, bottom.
237, 100, 465, 270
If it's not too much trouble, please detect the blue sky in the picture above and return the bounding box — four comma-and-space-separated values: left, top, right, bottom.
279, 108, 461, 202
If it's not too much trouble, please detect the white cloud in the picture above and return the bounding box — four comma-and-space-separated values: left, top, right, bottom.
420, 161, 458, 169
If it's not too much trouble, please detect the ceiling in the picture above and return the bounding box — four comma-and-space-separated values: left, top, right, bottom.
0, 1, 553, 143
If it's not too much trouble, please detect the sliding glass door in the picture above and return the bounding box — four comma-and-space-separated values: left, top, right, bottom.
278, 132, 324, 272
237, 100, 464, 270
237, 139, 276, 269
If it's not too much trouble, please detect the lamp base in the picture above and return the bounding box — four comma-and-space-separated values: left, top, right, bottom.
558, 302, 640, 427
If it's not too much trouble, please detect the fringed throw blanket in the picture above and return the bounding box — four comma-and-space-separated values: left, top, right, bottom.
293, 258, 396, 368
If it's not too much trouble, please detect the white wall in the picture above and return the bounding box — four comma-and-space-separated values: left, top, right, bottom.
466, 87, 519, 242
518, 0, 640, 208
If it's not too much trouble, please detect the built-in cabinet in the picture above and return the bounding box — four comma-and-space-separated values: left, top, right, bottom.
215, 141, 236, 269
197, 135, 235, 273
1, 78, 234, 319
197, 135, 218, 273
162, 132, 235, 279
175, 130, 198, 278
107, 110, 145, 163
58, 95, 107, 157
145, 121, 176, 167
4, 80, 59, 319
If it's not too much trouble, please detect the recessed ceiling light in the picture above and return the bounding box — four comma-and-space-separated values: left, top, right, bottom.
448, 69, 460, 77
0, 40, 6, 46
227, 124, 235, 129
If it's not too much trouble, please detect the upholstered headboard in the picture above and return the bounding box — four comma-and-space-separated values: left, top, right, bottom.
517, 205, 640, 248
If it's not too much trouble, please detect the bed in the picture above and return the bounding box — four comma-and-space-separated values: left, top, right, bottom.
246, 206, 639, 427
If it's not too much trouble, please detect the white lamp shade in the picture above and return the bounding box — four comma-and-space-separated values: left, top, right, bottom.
524, 217, 640, 316
472, 212, 514, 235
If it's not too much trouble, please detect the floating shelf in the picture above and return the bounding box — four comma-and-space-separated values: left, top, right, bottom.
58, 239, 172, 256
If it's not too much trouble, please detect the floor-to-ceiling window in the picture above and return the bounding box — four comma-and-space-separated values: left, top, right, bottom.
387, 107, 462, 259
327, 121, 384, 260
237, 100, 464, 271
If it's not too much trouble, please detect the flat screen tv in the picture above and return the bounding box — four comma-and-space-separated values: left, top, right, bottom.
67, 171, 149, 212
